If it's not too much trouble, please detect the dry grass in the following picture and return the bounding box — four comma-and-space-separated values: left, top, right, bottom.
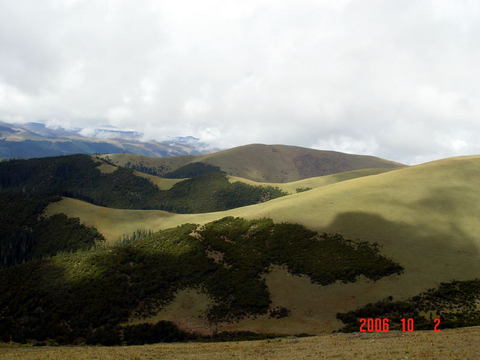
1, 327, 479, 360
132, 171, 185, 190
95, 162, 117, 174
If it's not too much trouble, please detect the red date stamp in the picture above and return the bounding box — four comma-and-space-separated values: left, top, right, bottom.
359, 318, 442, 332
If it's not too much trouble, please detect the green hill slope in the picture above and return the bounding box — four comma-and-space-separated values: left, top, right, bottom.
46, 155, 480, 335
104, 144, 404, 182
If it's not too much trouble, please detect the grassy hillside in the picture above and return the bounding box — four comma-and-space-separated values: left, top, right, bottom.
228, 167, 394, 194
103, 144, 404, 182
46, 155, 480, 334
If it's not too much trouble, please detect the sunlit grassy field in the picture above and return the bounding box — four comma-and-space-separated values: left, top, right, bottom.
227, 167, 393, 193
1, 327, 478, 360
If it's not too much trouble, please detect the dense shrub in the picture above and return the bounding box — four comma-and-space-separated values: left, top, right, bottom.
163, 162, 224, 178
336, 279, 480, 332
122, 321, 191, 345
296, 187, 312, 193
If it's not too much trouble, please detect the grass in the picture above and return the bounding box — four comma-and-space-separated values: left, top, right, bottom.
227, 167, 394, 194
45, 155, 480, 334
1, 327, 479, 360
132, 171, 184, 190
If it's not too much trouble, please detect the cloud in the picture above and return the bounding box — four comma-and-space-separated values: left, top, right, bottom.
0, 0, 479, 164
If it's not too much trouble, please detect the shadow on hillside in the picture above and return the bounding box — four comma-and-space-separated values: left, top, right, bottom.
319, 209, 480, 285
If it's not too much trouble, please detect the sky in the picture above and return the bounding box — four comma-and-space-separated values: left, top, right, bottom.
0, 0, 479, 164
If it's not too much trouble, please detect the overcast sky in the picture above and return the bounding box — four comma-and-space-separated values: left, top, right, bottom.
0, 0, 479, 164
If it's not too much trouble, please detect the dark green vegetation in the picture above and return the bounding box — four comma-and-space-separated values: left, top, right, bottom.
295, 187, 312, 193
337, 279, 480, 331
163, 162, 224, 178
92, 322, 286, 346
0, 217, 401, 345
163, 173, 286, 213
0, 192, 104, 268
122, 160, 225, 178
0, 155, 286, 213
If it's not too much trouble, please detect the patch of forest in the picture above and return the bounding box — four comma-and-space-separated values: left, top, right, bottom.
0, 155, 287, 213
0, 217, 402, 345
0, 192, 104, 267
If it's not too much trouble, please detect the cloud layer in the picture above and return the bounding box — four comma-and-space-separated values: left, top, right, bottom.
0, 0, 479, 164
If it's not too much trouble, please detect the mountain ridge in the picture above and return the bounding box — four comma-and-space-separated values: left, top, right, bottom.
0, 121, 213, 158
105, 143, 405, 182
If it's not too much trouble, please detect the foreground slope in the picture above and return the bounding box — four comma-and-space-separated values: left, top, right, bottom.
47, 155, 480, 334
105, 144, 404, 182
2, 327, 478, 360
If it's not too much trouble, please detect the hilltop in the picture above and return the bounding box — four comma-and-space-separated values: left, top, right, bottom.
103, 144, 404, 182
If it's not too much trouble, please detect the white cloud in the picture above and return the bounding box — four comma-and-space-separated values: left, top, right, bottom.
0, 0, 479, 164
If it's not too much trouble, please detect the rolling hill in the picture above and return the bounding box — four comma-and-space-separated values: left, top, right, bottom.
2, 149, 479, 346
103, 144, 404, 182
44, 155, 480, 336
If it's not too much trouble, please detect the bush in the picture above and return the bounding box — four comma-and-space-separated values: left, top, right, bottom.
296, 187, 312, 193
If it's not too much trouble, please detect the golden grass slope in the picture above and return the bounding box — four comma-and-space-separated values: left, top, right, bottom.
2, 327, 479, 360
228, 167, 393, 194
103, 144, 404, 182
46, 155, 480, 334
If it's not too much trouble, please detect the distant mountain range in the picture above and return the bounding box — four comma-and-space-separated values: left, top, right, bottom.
0, 121, 213, 158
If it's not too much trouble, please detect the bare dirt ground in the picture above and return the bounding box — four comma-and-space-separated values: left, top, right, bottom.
1, 327, 479, 360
